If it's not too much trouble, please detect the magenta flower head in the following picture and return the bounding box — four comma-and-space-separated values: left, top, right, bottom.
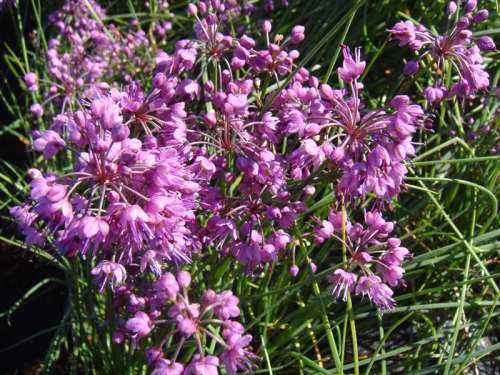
329, 269, 357, 301
176, 270, 192, 289
24, 72, 38, 91
303, 185, 315, 195
154, 272, 180, 300
32, 130, 65, 159
476, 36, 496, 52
382, 238, 410, 265
464, 0, 477, 13
290, 25, 305, 44
377, 263, 405, 287
91, 260, 126, 291
424, 86, 447, 105
446, 1, 457, 16
289, 264, 299, 277
146, 346, 164, 365
201, 289, 218, 306
387, 21, 416, 47
314, 220, 334, 243
310, 262, 317, 273
355, 275, 395, 310
403, 60, 419, 76
214, 291, 240, 320
30, 103, 44, 119
187, 3, 197, 16
389, 6, 493, 99
338, 45, 365, 83
262, 19, 272, 33
152, 360, 184, 375
185, 355, 219, 375
125, 311, 153, 343
473, 9, 489, 23
220, 334, 257, 374
176, 315, 198, 337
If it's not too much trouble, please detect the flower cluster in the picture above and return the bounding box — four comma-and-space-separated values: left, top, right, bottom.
388, 0, 495, 103
190, 33, 423, 277
24, 0, 160, 120
11, 75, 205, 277
323, 211, 410, 309
15, 1, 424, 306
14, 0, 497, 372
114, 270, 256, 374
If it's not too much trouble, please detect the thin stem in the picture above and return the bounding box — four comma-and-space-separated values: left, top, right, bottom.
311, 280, 343, 374
341, 199, 359, 375
322, 8, 358, 84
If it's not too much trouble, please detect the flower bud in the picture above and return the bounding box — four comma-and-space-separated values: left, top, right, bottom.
30, 103, 44, 118
472, 9, 489, 23
290, 25, 305, 44
446, 1, 457, 16
403, 60, 419, 76
310, 262, 317, 273
464, 0, 477, 13
112, 125, 130, 142
289, 265, 299, 277
304, 185, 315, 195
457, 16, 469, 29
153, 72, 166, 88
176, 270, 192, 289
476, 36, 496, 52
262, 20, 272, 33
187, 3, 197, 16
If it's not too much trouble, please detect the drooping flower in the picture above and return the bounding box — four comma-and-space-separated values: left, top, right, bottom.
125, 311, 153, 343
220, 334, 257, 374
338, 45, 366, 83
329, 269, 357, 301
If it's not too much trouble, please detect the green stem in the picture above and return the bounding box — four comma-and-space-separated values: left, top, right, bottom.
341, 201, 359, 375
322, 7, 357, 83
311, 280, 343, 374
444, 189, 477, 374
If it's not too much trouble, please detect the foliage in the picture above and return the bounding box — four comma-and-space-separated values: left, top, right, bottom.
0, 0, 498, 374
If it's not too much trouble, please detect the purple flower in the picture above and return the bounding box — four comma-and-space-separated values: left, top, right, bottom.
389, 10, 492, 98
314, 220, 334, 243
382, 238, 410, 265
355, 276, 395, 310
176, 315, 198, 337
125, 311, 152, 343
338, 46, 365, 83
214, 291, 240, 320
32, 130, 65, 159
464, 0, 477, 13
152, 360, 184, 375
424, 86, 447, 104
403, 60, 419, 76
176, 270, 192, 289
289, 265, 299, 277
387, 21, 417, 48
185, 355, 219, 375
290, 25, 305, 44
329, 269, 357, 301
30, 104, 44, 119
377, 263, 405, 287
154, 273, 180, 300
23, 72, 38, 91
220, 334, 256, 374
91, 260, 126, 291
476, 36, 496, 52
473, 9, 489, 23
446, 2, 457, 16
